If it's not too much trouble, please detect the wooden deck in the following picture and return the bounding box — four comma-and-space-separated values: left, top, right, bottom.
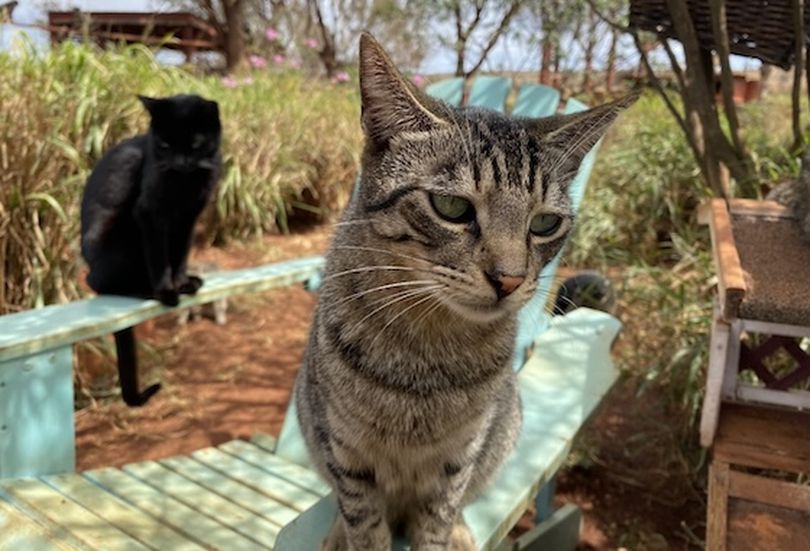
0, 435, 326, 550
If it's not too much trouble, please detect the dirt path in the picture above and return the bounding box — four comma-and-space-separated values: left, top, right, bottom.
74, 226, 702, 549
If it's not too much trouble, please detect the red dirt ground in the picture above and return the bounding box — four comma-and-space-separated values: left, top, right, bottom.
74, 226, 704, 550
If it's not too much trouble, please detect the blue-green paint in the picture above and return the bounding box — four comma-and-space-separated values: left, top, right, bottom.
468, 75, 513, 112
425, 77, 465, 106
512, 83, 561, 118
0, 347, 75, 478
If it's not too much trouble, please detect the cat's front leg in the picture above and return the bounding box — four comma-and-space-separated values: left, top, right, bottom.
408, 462, 477, 551
327, 478, 390, 551
134, 204, 177, 306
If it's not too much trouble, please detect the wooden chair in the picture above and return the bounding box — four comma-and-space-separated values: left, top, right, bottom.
0, 88, 617, 550
698, 198, 810, 550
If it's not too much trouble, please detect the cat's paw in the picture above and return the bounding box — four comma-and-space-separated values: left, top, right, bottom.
177, 275, 203, 295
448, 522, 475, 551
156, 288, 180, 307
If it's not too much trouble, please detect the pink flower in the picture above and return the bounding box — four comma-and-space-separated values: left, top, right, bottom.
305, 37, 319, 49
272, 54, 286, 65
249, 54, 267, 69
412, 74, 426, 87
221, 76, 238, 88
265, 27, 280, 41
333, 71, 350, 83
289, 59, 302, 69
241, 77, 254, 85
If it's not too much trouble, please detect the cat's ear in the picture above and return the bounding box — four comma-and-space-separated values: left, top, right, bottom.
138, 95, 162, 117
532, 91, 639, 172
359, 32, 448, 148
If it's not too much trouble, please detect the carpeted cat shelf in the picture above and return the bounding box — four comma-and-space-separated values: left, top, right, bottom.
698, 197, 810, 550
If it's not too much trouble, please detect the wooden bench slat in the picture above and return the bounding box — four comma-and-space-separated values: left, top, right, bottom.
158, 455, 299, 527
85, 467, 267, 550
121, 460, 278, 548
191, 447, 321, 512
0, 496, 83, 551
218, 440, 330, 496
42, 473, 204, 551
0, 477, 148, 551
0, 256, 324, 362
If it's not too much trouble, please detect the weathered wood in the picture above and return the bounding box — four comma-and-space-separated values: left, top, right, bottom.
728, 199, 794, 219
739, 318, 810, 339
735, 384, 810, 410
729, 470, 810, 514
1, 477, 147, 550
84, 467, 266, 549
727, 498, 810, 551
218, 440, 330, 495
42, 472, 204, 550
707, 461, 729, 551
158, 455, 299, 527
714, 403, 810, 473
0, 497, 81, 551
191, 447, 322, 512
0, 346, 75, 478
700, 306, 731, 447
0, 256, 324, 362
112, 461, 278, 548
514, 503, 581, 551
704, 199, 746, 320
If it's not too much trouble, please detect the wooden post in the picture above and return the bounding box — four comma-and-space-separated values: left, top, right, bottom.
0, 347, 75, 478
707, 461, 730, 551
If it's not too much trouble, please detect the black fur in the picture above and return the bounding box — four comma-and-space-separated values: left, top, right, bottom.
80, 94, 222, 406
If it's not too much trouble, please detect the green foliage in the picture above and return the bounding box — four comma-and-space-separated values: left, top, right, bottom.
0, 41, 361, 313
567, 91, 798, 500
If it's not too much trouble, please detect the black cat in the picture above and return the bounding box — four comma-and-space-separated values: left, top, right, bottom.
80, 94, 222, 406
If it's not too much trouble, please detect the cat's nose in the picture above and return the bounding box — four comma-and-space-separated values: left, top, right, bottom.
485, 271, 526, 300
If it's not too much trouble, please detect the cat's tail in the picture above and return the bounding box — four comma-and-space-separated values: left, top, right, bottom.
113, 327, 161, 407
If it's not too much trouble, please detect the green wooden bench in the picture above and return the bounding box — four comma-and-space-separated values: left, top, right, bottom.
0, 84, 619, 549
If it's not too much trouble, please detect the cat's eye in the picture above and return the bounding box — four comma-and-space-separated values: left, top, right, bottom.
529, 213, 563, 237
429, 193, 474, 222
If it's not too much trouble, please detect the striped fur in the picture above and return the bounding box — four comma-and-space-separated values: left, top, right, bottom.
294, 33, 636, 551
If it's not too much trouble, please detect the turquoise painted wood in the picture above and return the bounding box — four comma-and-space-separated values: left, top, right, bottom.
513, 97, 599, 372
0, 346, 75, 478
0, 256, 325, 362
425, 77, 465, 106
84, 467, 268, 549
512, 83, 561, 118
274, 308, 621, 550
468, 75, 513, 112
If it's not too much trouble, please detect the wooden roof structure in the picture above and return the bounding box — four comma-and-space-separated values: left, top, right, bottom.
629, 0, 809, 69
46, 11, 222, 58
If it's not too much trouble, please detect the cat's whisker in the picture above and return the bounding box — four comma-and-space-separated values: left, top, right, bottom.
334, 279, 438, 307
368, 288, 444, 349
322, 265, 420, 281
343, 284, 443, 338
410, 291, 447, 329
333, 245, 435, 266
332, 219, 373, 227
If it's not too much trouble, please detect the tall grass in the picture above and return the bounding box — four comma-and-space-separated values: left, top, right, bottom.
568, 92, 799, 494
0, 42, 361, 313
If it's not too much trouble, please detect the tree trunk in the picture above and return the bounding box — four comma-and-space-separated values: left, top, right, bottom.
582, 13, 598, 93
223, 0, 245, 70
606, 27, 618, 93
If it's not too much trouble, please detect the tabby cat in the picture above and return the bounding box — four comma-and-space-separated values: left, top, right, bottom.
80, 94, 221, 406
767, 149, 810, 242
295, 33, 636, 550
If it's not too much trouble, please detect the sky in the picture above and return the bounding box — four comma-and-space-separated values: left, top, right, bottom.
3, 0, 760, 75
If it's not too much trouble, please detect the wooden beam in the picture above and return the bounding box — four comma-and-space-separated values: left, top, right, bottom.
729, 470, 810, 514
728, 199, 794, 218
707, 461, 729, 551
704, 199, 746, 320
